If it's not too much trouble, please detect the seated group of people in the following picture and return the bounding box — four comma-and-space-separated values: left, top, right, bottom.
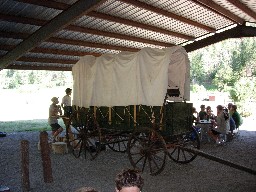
192, 103, 242, 144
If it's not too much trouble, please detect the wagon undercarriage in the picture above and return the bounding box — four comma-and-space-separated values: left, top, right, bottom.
62, 101, 202, 175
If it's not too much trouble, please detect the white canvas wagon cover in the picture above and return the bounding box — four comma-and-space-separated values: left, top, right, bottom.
72, 46, 190, 107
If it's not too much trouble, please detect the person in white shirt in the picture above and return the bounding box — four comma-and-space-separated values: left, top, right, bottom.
208, 105, 229, 144
61, 88, 72, 117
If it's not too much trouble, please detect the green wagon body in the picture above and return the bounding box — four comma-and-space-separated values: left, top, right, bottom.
69, 102, 194, 142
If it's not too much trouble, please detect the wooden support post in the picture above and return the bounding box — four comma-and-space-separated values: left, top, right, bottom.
40, 131, 53, 183
21, 140, 30, 192
108, 107, 111, 124
134, 105, 137, 128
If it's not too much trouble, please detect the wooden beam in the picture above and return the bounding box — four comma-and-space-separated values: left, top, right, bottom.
0, 44, 102, 57
0, 30, 30, 39
0, 13, 46, 25
226, 0, 256, 21
16, 0, 194, 40
17, 57, 78, 64
88, 11, 194, 40
0, 30, 140, 52
191, 0, 245, 24
47, 37, 140, 52
0, 0, 107, 70
0, 13, 173, 47
6, 64, 72, 71
119, 0, 215, 32
184, 25, 256, 52
66, 25, 174, 47
15, 0, 70, 10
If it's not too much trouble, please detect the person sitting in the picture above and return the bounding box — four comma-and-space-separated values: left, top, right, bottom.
227, 103, 233, 113
75, 187, 98, 192
208, 105, 229, 144
115, 169, 144, 192
206, 106, 215, 120
192, 107, 199, 124
48, 97, 64, 142
198, 105, 207, 120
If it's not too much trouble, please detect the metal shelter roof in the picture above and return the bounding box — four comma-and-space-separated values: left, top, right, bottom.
0, 0, 255, 71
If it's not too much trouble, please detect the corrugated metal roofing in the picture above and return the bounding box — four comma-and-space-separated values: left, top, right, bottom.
0, 0, 255, 71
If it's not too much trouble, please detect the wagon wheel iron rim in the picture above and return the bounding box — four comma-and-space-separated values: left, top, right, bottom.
167, 126, 200, 164
127, 127, 167, 176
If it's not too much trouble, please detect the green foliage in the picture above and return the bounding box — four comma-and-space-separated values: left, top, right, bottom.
229, 77, 256, 102
191, 83, 206, 93
0, 70, 73, 89
189, 37, 256, 105
213, 64, 233, 91
189, 52, 205, 83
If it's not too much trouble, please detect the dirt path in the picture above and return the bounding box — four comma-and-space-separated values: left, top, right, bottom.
0, 130, 256, 192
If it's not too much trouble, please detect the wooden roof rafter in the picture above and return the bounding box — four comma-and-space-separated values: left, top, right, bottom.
16, 0, 195, 40
226, 0, 256, 20
86, 11, 194, 40
0, 30, 140, 52
17, 57, 78, 64
0, 44, 101, 57
0, 13, 174, 47
15, 0, 70, 10
0, 0, 108, 70
7, 64, 72, 71
191, 0, 245, 24
118, 0, 215, 32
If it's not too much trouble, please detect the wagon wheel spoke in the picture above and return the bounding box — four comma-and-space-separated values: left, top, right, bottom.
72, 138, 83, 158
127, 127, 167, 176
142, 155, 148, 172
83, 114, 103, 160
168, 127, 200, 164
107, 134, 128, 153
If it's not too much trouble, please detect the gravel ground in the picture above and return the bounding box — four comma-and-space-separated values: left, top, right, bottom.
0, 130, 256, 192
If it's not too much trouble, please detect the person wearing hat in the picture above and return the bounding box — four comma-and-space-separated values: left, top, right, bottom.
48, 97, 64, 142
61, 88, 72, 117
198, 105, 207, 120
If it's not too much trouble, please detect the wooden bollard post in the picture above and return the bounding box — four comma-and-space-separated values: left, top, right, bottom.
40, 131, 53, 183
21, 140, 30, 192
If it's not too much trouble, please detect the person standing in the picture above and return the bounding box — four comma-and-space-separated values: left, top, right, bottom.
231, 105, 242, 129
48, 97, 64, 142
61, 88, 72, 117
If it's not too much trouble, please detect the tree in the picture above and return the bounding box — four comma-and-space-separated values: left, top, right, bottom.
189, 52, 205, 83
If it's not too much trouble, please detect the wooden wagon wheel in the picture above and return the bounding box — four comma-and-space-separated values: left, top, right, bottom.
67, 110, 102, 160
106, 132, 129, 153
167, 126, 200, 164
127, 127, 168, 176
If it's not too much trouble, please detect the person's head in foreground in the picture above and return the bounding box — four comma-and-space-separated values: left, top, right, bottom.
115, 169, 144, 192
75, 186, 98, 192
